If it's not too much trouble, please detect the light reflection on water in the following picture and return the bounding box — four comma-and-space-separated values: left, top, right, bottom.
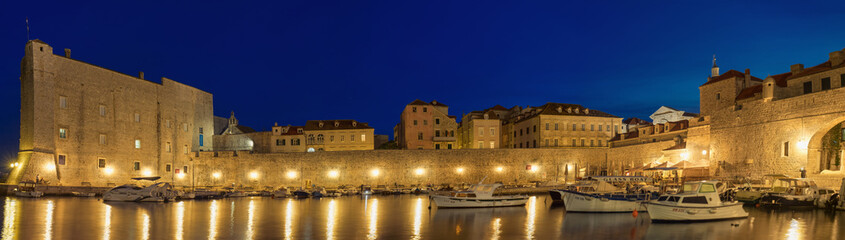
0, 195, 842, 240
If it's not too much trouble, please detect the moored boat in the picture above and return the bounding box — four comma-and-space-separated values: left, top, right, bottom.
14, 181, 44, 198
291, 188, 310, 198
102, 177, 176, 202
431, 182, 528, 208
272, 187, 290, 198
646, 180, 748, 222
557, 176, 657, 212
758, 178, 818, 208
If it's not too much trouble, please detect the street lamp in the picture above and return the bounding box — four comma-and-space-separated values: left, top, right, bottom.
495, 166, 504, 172
414, 168, 425, 176
456, 167, 464, 174
249, 171, 259, 180
212, 172, 222, 179
328, 170, 339, 178
371, 169, 380, 177
286, 171, 297, 179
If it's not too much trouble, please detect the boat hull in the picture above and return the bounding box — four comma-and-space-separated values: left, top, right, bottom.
15, 191, 44, 198
432, 195, 528, 208
646, 202, 748, 222
562, 191, 647, 212
549, 190, 565, 202
759, 195, 815, 208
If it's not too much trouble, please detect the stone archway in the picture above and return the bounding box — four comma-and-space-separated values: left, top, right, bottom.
807, 116, 845, 174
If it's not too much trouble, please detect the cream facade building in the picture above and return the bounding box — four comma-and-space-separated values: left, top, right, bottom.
504, 103, 623, 148
458, 109, 501, 149
304, 120, 374, 152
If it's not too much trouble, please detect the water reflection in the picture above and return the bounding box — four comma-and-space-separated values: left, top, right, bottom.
175, 201, 185, 240
491, 218, 502, 240
327, 199, 337, 240
246, 200, 255, 240
284, 199, 293, 240
44, 200, 54, 240
525, 196, 536, 239
3, 198, 16, 239
209, 200, 218, 240
102, 204, 111, 240
786, 218, 802, 240
140, 212, 150, 240
0, 196, 842, 239
367, 198, 378, 240
412, 198, 422, 240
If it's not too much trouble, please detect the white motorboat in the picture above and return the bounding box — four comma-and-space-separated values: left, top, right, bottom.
102, 177, 176, 202
552, 176, 656, 212
272, 187, 290, 198
646, 180, 748, 222
14, 181, 44, 198
431, 182, 528, 208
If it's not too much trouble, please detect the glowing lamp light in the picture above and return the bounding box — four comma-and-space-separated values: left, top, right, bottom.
371, 169, 380, 177
286, 171, 297, 179
414, 168, 425, 176
456, 167, 465, 174
701, 150, 708, 155
142, 169, 152, 176
529, 165, 540, 173
212, 172, 222, 179
176, 172, 185, 179
680, 152, 690, 160
797, 140, 809, 150
328, 170, 339, 178
495, 166, 504, 172
104, 167, 115, 175
249, 171, 259, 180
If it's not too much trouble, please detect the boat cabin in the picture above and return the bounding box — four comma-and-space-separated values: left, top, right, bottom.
656, 181, 723, 205
771, 178, 817, 195
450, 184, 501, 198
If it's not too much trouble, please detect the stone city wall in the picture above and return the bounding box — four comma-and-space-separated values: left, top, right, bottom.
184, 148, 608, 189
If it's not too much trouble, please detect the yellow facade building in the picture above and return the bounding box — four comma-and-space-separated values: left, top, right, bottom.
304, 120, 375, 152
504, 103, 623, 148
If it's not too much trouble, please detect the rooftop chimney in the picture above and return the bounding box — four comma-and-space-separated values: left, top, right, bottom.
743, 69, 751, 89
64, 48, 71, 58
790, 64, 804, 75
139, 72, 144, 79
831, 50, 844, 66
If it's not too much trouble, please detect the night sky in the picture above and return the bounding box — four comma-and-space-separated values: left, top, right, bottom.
1, 1, 844, 159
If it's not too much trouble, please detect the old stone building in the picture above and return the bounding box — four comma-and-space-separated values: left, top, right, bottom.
269, 124, 306, 152
620, 117, 652, 134
503, 103, 623, 149
303, 120, 375, 152
395, 100, 459, 149
10, 40, 213, 186
457, 109, 502, 149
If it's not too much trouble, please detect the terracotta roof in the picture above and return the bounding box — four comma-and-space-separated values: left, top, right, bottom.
736, 84, 763, 100
623, 117, 651, 125
304, 120, 373, 131
610, 130, 639, 141
465, 110, 500, 120
407, 99, 429, 106
486, 105, 509, 111
701, 70, 763, 87
668, 120, 689, 131
430, 100, 448, 107
535, 102, 618, 118
770, 72, 791, 87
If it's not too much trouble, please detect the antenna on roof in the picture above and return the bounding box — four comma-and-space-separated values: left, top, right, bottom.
25, 17, 31, 40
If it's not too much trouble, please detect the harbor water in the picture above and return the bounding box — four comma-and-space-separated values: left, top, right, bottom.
0, 195, 842, 240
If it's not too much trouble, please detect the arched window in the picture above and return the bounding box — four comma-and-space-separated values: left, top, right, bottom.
307, 134, 315, 144
317, 134, 324, 144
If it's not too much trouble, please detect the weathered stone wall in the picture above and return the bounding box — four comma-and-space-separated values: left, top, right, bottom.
184, 149, 606, 189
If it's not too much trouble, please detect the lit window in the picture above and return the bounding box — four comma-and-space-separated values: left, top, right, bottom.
135, 139, 141, 149
489, 142, 494, 148
57, 155, 66, 165
59, 96, 67, 109
362, 134, 366, 142
59, 128, 67, 139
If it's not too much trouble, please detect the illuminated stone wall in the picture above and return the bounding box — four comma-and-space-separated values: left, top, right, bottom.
185, 149, 607, 189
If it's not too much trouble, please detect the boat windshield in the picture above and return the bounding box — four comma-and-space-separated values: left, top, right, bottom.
682, 183, 700, 193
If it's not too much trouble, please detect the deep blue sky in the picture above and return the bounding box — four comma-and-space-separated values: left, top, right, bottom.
1, 1, 844, 158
